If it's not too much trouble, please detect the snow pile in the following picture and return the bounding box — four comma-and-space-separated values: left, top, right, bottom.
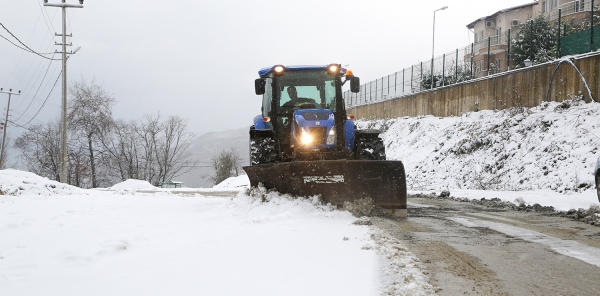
236, 185, 337, 215
422, 188, 598, 212
369, 228, 436, 295
362, 100, 600, 193
0, 169, 88, 196
213, 174, 249, 189
109, 179, 156, 190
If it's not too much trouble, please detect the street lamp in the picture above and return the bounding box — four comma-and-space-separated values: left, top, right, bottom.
431, 5, 448, 90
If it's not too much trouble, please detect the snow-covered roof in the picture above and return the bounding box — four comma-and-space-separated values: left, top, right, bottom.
466, 2, 537, 28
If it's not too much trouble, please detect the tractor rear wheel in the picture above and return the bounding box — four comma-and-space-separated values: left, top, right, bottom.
355, 134, 386, 160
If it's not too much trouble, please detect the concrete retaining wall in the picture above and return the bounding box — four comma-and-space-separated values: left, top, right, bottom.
348, 52, 600, 120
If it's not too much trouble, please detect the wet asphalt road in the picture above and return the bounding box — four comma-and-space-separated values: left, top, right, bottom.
373, 196, 600, 295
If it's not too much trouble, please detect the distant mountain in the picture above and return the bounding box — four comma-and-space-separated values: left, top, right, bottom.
176, 127, 249, 188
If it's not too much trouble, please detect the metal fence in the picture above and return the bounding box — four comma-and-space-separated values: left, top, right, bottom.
344, 45, 490, 107
343, 33, 514, 107
344, 2, 598, 108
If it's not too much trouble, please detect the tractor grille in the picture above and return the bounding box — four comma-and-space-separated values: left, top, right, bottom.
310, 127, 327, 145
301, 112, 330, 121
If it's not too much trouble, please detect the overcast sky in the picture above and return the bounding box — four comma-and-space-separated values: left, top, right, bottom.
1, 0, 533, 136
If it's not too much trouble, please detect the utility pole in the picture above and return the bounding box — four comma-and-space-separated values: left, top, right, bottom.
0, 88, 21, 169
44, 0, 84, 183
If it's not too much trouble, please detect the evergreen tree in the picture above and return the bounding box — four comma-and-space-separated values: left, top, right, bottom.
511, 15, 557, 68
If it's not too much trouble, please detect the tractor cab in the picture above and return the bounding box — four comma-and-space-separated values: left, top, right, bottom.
253, 64, 360, 161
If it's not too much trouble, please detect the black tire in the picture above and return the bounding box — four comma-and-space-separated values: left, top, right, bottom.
596, 172, 600, 203
355, 134, 386, 160
250, 136, 277, 165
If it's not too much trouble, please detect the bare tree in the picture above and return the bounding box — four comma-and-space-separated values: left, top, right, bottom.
14, 121, 61, 180
154, 115, 196, 183
13, 84, 197, 188
68, 139, 92, 188
68, 78, 115, 188
101, 113, 197, 186
135, 113, 162, 184
211, 148, 242, 185
100, 119, 144, 181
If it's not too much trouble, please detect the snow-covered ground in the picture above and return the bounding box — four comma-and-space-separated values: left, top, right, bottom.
2, 100, 600, 295
0, 170, 433, 295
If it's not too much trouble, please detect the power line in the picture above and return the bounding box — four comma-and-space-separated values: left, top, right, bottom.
16, 24, 62, 105
37, 0, 57, 35
0, 34, 59, 56
0, 22, 61, 60
12, 53, 58, 122
7, 119, 35, 132
67, 9, 77, 44
19, 70, 62, 128
1, 11, 44, 86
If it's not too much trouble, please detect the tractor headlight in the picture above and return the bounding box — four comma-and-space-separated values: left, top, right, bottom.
326, 127, 336, 145
300, 129, 313, 145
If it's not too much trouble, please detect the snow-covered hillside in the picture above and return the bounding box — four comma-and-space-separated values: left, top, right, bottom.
360, 99, 600, 194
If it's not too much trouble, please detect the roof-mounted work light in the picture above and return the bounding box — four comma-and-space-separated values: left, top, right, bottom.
273, 65, 285, 76
327, 64, 341, 75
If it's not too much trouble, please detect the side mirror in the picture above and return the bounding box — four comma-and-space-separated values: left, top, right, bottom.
255, 79, 265, 95
350, 76, 360, 93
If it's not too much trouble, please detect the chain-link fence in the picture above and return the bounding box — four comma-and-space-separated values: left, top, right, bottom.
344, 47, 479, 107
343, 34, 516, 107
345, 2, 599, 108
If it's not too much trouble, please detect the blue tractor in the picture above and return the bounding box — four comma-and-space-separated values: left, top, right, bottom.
243, 64, 407, 216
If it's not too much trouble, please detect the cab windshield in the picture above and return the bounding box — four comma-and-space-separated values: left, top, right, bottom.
275, 70, 337, 112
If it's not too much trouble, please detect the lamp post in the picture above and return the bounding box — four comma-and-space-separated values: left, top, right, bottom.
431, 6, 448, 90
44, 0, 84, 183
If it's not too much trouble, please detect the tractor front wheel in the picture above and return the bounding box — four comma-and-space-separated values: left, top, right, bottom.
250, 136, 277, 165
596, 171, 600, 203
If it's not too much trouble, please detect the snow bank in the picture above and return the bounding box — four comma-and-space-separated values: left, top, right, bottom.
0, 169, 87, 196
213, 174, 249, 189
361, 100, 600, 194
109, 179, 156, 190
370, 228, 436, 295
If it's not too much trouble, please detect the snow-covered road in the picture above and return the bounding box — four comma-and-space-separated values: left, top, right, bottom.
0, 170, 433, 296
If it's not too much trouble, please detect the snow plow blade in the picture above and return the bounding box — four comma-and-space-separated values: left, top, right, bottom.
243, 160, 407, 217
